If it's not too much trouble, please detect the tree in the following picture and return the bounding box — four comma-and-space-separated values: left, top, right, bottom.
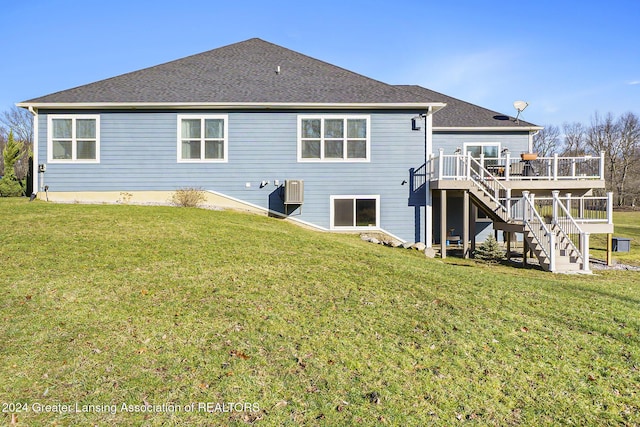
561, 122, 586, 156
0, 131, 24, 196
532, 124, 561, 157
474, 235, 504, 262
615, 112, 640, 205
0, 106, 33, 180
586, 112, 640, 205
586, 112, 619, 199
0, 106, 33, 145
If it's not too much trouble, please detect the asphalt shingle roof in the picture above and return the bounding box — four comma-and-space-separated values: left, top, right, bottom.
22, 38, 538, 129
398, 85, 538, 128
23, 38, 436, 105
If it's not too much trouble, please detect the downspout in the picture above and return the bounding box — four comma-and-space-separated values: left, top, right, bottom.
529, 129, 540, 153
26, 106, 39, 195
424, 106, 433, 248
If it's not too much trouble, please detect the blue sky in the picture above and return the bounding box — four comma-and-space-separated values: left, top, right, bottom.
1, 0, 638, 127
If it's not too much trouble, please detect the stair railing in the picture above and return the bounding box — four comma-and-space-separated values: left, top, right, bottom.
522, 191, 556, 272
462, 153, 510, 220
552, 191, 590, 271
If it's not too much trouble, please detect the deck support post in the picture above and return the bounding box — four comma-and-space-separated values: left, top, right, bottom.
463, 190, 470, 258
606, 233, 613, 267
470, 204, 477, 257
440, 189, 447, 259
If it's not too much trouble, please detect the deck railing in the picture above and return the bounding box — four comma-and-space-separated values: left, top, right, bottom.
553, 191, 589, 271
499, 193, 612, 225
522, 191, 555, 271
431, 150, 605, 182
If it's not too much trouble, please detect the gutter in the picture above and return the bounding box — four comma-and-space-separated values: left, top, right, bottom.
17, 101, 448, 111
433, 126, 544, 132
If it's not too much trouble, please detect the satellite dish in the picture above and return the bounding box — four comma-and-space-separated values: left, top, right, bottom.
513, 100, 529, 124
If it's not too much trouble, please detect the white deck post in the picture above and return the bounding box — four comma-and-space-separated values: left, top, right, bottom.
581, 233, 590, 272
566, 192, 572, 216
600, 151, 605, 180
552, 190, 559, 223
505, 152, 511, 181
607, 192, 613, 225
553, 154, 558, 180
466, 152, 472, 179
438, 148, 444, 179
549, 233, 556, 272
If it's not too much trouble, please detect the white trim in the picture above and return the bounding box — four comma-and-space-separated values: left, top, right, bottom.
297, 115, 371, 162
434, 126, 543, 132
47, 114, 100, 163
329, 195, 380, 230
425, 109, 433, 247
205, 190, 328, 231
177, 114, 229, 163
18, 102, 447, 111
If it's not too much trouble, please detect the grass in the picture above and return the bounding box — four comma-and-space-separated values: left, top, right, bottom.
0, 198, 639, 426
590, 210, 640, 266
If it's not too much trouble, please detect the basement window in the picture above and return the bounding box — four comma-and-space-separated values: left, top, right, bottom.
330, 196, 379, 229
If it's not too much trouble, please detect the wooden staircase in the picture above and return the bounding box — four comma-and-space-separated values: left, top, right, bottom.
463, 157, 589, 273
522, 223, 585, 272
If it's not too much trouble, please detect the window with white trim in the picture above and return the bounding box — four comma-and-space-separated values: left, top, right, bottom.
298, 116, 369, 161
48, 115, 100, 163
464, 142, 501, 167
330, 195, 379, 229
463, 143, 500, 159
178, 115, 228, 162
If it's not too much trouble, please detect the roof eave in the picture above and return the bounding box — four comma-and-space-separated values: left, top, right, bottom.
17, 101, 447, 111
433, 126, 543, 132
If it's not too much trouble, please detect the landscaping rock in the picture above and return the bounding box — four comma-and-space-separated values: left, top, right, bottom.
401, 242, 414, 249
424, 247, 437, 258
412, 242, 427, 251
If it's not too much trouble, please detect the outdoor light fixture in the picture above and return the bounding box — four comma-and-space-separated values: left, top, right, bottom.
454, 147, 462, 154
501, 147, 510, 155
411, 116, 422, 131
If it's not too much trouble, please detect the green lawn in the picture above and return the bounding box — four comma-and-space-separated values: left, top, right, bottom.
590, 210, 640, 266
1, 199, 639, 426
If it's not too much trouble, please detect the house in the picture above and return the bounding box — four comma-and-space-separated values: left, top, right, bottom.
18, 38, 614, 272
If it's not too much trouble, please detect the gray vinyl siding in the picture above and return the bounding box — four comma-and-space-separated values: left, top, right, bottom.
433, 131, 530, 155
37, 110, 428, 242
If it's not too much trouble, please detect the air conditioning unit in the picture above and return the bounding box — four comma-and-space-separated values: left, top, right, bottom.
284, 180, 304, 204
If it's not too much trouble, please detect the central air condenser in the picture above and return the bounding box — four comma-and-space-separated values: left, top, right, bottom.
284, 180, 304, 206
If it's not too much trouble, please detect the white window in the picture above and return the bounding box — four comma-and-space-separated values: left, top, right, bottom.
298, 115, 370, 162
48, 115, 100, 163
463, 142, 500, 159
178, 115, 228, 162
330, 195, 380, 229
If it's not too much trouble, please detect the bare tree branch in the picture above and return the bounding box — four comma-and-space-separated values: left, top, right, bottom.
0, 106, 33, 144
532, 124, 561, 157
561, 122, 586, 156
